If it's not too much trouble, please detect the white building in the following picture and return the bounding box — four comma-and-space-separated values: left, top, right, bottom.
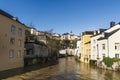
30, 27, 39, 35
91, 29, 106, 61
25, 42, 49, 58
98, 28, 120, 60
108, 29, 120, 58
97, 36, 108, 61
52, 33, 61, 40
61, 33, 72, 40
61, 32, 79, 40
37, 32, 47, 44
91, 24, 120, 61
75, 40, 81, 59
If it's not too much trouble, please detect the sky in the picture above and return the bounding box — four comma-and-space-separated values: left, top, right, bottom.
0, 0, 120, 35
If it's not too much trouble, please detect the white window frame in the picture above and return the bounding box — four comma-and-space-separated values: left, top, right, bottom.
9, 49, 14, 58
17, 50, 21, 58
18, 39, 22, 46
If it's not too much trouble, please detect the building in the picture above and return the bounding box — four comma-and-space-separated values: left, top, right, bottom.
91, 24, 120, 62
91, 29, 107, 61
28, 27, 39, 36
74, 40, 81, 60
80, 31, 94, 63
97, 24, 120, 61
84, 41, 91, 63
52, 33, 61, 40
0, 9, 25, 71
66, 48, 75, 56
61, 32, 78, 40
61, 33, 72, 40
25, 42, 49, 65
37, 32, 47, 44
25, 27, 48, 44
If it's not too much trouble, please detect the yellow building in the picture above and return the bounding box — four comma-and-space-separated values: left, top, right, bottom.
0, 9, 25, 71
80, 31, 93, 63
84, 41, 91, 63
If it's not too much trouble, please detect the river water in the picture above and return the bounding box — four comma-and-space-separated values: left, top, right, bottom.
5, 57, 120, 80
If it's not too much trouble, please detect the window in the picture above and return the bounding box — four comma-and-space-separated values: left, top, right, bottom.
115, 43, 120, 50
17, 50, 21, 58
26, 49, 33, 55
11, 25, 15, 34
10, 38, 15, 45
115, 54, 119, 58
93, 40, 96, 44
18, 39, 22, 46
18, 28, 22, 36
9, 50, 14, 58
102, 44, 105, 50
93, 46, 95, 51
103, 53, 105, 58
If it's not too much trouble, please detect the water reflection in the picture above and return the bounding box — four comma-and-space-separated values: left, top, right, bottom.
5, 57, 120, 80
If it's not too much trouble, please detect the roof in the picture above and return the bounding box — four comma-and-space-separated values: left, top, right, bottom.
82, 31, 94, 35
97, 29, 120, 40
0, 9, 24, 25
97, 37, 108, 40
91, 28, 107, 37
0, 9, 13, 19
107, 29, 120, 37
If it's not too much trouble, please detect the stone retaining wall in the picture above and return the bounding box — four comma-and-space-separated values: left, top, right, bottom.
97, 61, 120, 71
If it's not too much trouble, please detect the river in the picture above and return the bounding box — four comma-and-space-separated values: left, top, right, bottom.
5, 57, 120, 80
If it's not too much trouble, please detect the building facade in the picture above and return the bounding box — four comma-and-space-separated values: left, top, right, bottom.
91, 24, 120, 62
80, 31, 93, 63
84, 41, 91, 63
75, 40, 81, 60
97, 26, 120, 61
0, 10, 25, 71
91, 29, 106, 61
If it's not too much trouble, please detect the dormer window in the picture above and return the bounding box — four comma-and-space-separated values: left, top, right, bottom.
94, 31, 97, 35
98, 30, 100, 34
102, 32, 109, 38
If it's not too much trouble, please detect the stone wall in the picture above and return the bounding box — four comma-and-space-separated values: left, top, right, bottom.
97, 61, 120, 71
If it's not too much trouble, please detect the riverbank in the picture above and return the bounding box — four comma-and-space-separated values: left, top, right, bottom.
0, 60, 58, 79
97, 61, 120, 72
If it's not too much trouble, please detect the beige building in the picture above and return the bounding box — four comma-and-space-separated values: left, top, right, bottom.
0, 9, 25, 71
80, 31, 93, 63
84, 41, 91, 63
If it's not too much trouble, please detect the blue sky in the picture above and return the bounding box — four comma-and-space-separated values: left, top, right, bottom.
0, 0, 120, 35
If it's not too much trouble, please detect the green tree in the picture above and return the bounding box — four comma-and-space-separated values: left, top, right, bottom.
47, 39, 60, 59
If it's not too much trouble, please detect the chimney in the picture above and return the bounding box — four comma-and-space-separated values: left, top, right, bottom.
110, 21, 115, 28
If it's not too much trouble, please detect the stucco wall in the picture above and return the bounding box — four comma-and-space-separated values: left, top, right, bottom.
0, 14, 25, 71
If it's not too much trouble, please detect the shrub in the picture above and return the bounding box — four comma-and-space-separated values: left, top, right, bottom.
103, 57, 120, 67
